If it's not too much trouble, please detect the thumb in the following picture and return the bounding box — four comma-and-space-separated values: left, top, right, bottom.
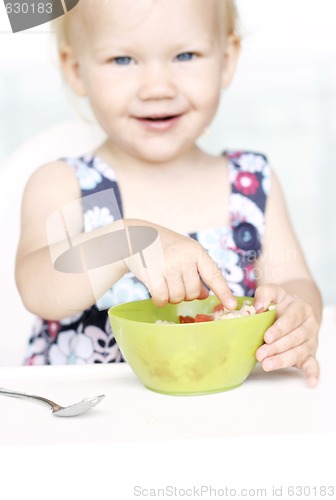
198, 253, 237, 309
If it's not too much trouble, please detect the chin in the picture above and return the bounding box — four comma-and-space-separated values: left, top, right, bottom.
135, 138, 196, 164
141, 155, 176, 165
133, 147, 184, 164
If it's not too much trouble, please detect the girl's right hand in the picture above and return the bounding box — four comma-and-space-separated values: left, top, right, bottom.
124, 219, 237, 309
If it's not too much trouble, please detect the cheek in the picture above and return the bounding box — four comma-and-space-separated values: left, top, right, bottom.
83, 67, 134, 107
185, 78, 221, 118
180, 63, 223, 107
85, 84, 124, 122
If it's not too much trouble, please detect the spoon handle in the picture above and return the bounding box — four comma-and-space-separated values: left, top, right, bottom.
0, 387, 62, 412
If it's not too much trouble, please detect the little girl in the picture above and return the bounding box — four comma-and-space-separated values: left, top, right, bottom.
16, 0, 322, 385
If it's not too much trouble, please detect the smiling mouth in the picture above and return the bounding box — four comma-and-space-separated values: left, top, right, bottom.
134, 114, 183, 131
140, 115, 181, 121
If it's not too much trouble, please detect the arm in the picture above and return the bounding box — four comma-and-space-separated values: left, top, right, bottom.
253, 169, 322, 386
15, 161, 128, 320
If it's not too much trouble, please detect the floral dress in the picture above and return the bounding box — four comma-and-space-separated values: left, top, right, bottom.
24, 150, 270, 365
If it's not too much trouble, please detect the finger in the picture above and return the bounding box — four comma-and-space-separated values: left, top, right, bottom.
182, 267, 207, 302
138, 241, 169, 305
165, 270, 186, 304
197, 282, 210, 300
256, 322, 310, 362
197, 253, 236, 309
261, 340, 313, 371
300, 355, 320, 388
262, 300, 308, 344
253, 284, 287, 312
150, 277, 170, 307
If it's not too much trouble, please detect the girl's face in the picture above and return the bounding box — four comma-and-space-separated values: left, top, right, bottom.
63, 0, 240, 163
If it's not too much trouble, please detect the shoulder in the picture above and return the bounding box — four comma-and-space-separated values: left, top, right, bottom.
26, 160, 78, 191
17, 160, 83, 259
25, 159, 78, 186
23, 160, 81, 204
265, 167, 290, 219
257, 162, 294, 248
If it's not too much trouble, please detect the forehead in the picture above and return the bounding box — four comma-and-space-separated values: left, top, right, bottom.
70, 0, 226, 47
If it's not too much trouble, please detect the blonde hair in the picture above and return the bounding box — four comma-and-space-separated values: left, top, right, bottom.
53, 0, 241, 51
226, 0, 240, 37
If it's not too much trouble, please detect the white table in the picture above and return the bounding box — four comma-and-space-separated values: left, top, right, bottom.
0, 307, 335, 499
0, 307, 335, 446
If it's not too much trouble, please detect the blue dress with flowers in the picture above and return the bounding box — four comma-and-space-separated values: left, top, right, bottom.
24, 151, 270, 365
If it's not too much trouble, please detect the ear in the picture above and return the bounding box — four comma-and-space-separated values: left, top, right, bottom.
221, 35, 241, 88
59, 44, 87, 97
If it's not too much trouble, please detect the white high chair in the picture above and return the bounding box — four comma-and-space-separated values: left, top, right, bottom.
0, 119, 105, 365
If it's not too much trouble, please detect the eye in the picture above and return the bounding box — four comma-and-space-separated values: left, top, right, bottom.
175, 52, 196, 62
112, 56, 134, 65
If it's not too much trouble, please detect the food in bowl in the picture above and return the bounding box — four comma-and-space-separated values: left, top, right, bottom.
156, 300, 271, 324
108, 296, 276, 396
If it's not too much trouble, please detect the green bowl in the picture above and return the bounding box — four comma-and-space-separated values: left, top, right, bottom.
108, 296, 276, 395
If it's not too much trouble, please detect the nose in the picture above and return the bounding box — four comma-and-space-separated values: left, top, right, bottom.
138, 63, 177, 101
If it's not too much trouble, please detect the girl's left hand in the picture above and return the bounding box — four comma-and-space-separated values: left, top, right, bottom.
254, 285, 320, 388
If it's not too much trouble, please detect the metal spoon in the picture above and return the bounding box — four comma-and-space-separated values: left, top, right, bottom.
0, 387, 105, 417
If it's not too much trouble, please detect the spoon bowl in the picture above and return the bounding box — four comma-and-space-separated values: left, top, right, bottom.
0, 387, 105, 417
